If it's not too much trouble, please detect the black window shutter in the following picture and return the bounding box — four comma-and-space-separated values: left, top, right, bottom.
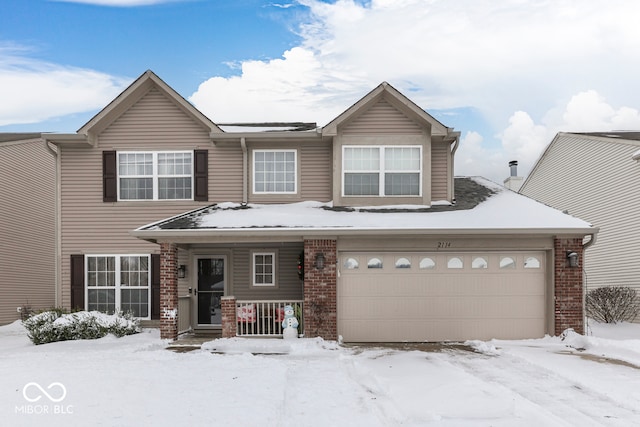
103, 151, 117, 202
151, 254, 160, 319
194, 149, 208, 201
70, 255, 85, 310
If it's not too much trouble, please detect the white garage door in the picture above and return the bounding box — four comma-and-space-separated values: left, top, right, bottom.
338, 252, 546, 342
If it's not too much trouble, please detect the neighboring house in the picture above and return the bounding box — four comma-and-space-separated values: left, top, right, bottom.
44, 70, 595, 343
520, 132, 640, 299
0, 134, 57, 324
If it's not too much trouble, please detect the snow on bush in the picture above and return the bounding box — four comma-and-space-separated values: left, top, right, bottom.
586, 286, 639, 324
22, 309, 140, 345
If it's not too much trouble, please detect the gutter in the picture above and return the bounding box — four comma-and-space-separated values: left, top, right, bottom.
241, 137, 248, 204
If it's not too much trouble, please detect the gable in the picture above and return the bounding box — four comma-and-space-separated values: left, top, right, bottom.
341, 98, 424, 135
99, 87, 211, 145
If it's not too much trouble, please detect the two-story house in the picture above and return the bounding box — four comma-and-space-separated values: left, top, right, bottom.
520, 132, 640, 306
44, 70, 595, 342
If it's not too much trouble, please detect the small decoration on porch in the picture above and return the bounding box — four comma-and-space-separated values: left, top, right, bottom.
281, 305, 299, 340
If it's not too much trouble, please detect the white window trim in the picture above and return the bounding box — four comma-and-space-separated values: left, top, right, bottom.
251, 251, 277, 287
342, 145, 422, 197
117, 151, 194, 201
84, 254, 151, 320
252, 149, 298, 195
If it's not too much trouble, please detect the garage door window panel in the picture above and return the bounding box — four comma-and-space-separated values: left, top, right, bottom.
524, 256, 541, 269
367, 257, 383, 269
419, 257, 436, 269
395, 257, 411, 269
447, 257, 464, 269
344, 257, 359, 270
472, 256, 488, 269
500, 257, 516, 269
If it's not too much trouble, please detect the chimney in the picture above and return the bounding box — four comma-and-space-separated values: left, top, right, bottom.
504, 160, 524, 192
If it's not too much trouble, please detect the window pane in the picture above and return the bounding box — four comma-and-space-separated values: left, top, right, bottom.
344, 147, 379, 171
344, 173, 379, 195
524, 257, 541, 269
119, 153, 152, 176
344, 258, 359, 269
472, 257, 488, 269
254, 253, 275, 285
158, 177, 192, 199
385, 173, 419, 196
367, 257, 383, 269
500, 257, 516, 269
120, 289, 149, 318
395, 257, 411, 268
419, 257, 436, 269
87, 289, 115, 314
120, 178, 153, 200
385, 147, 420, 171
447, 257, 463, 269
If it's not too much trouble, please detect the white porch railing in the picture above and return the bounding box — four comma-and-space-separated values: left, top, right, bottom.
236, 300, 303, 337
178, 295, 192, 335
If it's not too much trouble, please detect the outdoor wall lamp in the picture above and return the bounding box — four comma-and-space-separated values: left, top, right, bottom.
566, 251, 579, 268
314, 252, 325, 270
177, 265, 187, 279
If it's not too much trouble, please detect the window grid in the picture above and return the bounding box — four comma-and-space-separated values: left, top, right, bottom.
343, 146, 421, 196
253, 150, 297, 194
118, 151, 193, 201
253, 253, 275, 286
86, 255, 151, 318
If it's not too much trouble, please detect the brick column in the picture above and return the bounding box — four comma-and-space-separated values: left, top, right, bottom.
303, 239, 337, 340
554, 237, 585, 335
221, 296, 237, 338
160, 242, 178, 340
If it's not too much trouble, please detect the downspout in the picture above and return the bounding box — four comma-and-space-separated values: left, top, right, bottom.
45, 139, 62, 308
449, 133, 460, 203
241, 137, 248, 204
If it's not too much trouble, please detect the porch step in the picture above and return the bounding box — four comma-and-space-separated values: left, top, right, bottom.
167, 332, 221, 352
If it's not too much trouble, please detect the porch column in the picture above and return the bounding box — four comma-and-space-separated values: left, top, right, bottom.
221, 296, 237, 338
303, 239, 337, 340
160, 242, 178, 340
554, 237, 585, 335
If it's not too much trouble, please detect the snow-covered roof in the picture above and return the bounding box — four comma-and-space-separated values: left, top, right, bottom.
132, 178, 595, 241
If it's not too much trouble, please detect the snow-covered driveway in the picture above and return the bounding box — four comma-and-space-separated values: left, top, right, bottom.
1, 321, 640, 426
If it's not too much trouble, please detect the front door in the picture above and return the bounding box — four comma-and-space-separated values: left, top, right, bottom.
196, 256, 226, 326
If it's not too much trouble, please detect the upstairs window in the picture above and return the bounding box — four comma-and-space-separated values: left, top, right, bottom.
343, 146, 421, 196
118, 151, 192, 200
253, 150, 297, 194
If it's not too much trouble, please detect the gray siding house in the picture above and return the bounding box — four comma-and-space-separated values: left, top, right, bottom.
520, 132, 640, 298
0, 134, 56, 324
43, 71, 594, 342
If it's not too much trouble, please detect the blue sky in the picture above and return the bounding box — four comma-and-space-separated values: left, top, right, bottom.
2, 0, 640, 183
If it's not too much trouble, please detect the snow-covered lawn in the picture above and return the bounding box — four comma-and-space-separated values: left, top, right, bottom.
1, 321, 640, 426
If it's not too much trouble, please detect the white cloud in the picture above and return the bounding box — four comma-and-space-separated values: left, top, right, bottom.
456, 90, 640, 183
191, 0, 640, 129
0, 45, 128, 127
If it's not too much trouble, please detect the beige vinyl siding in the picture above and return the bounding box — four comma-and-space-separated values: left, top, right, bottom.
230, 244, 304, 300
59, 86, 219, 308
210, 143, 243, 202
431, 141, 448, 201
341, 98, 424, 135
299, 142, 332, 202
521, 134, 640, 295
0, 139, 56, 324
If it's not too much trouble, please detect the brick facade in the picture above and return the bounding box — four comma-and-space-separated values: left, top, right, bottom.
159, 242, 178, 340
554, 237, 585, 335
303, 239, 337, 340
221, 296, 237, 338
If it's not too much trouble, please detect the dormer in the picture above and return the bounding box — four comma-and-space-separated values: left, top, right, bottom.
323, 82, 459, 207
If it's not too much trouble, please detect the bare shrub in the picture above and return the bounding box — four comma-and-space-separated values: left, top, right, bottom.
586, 286, 638, 324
